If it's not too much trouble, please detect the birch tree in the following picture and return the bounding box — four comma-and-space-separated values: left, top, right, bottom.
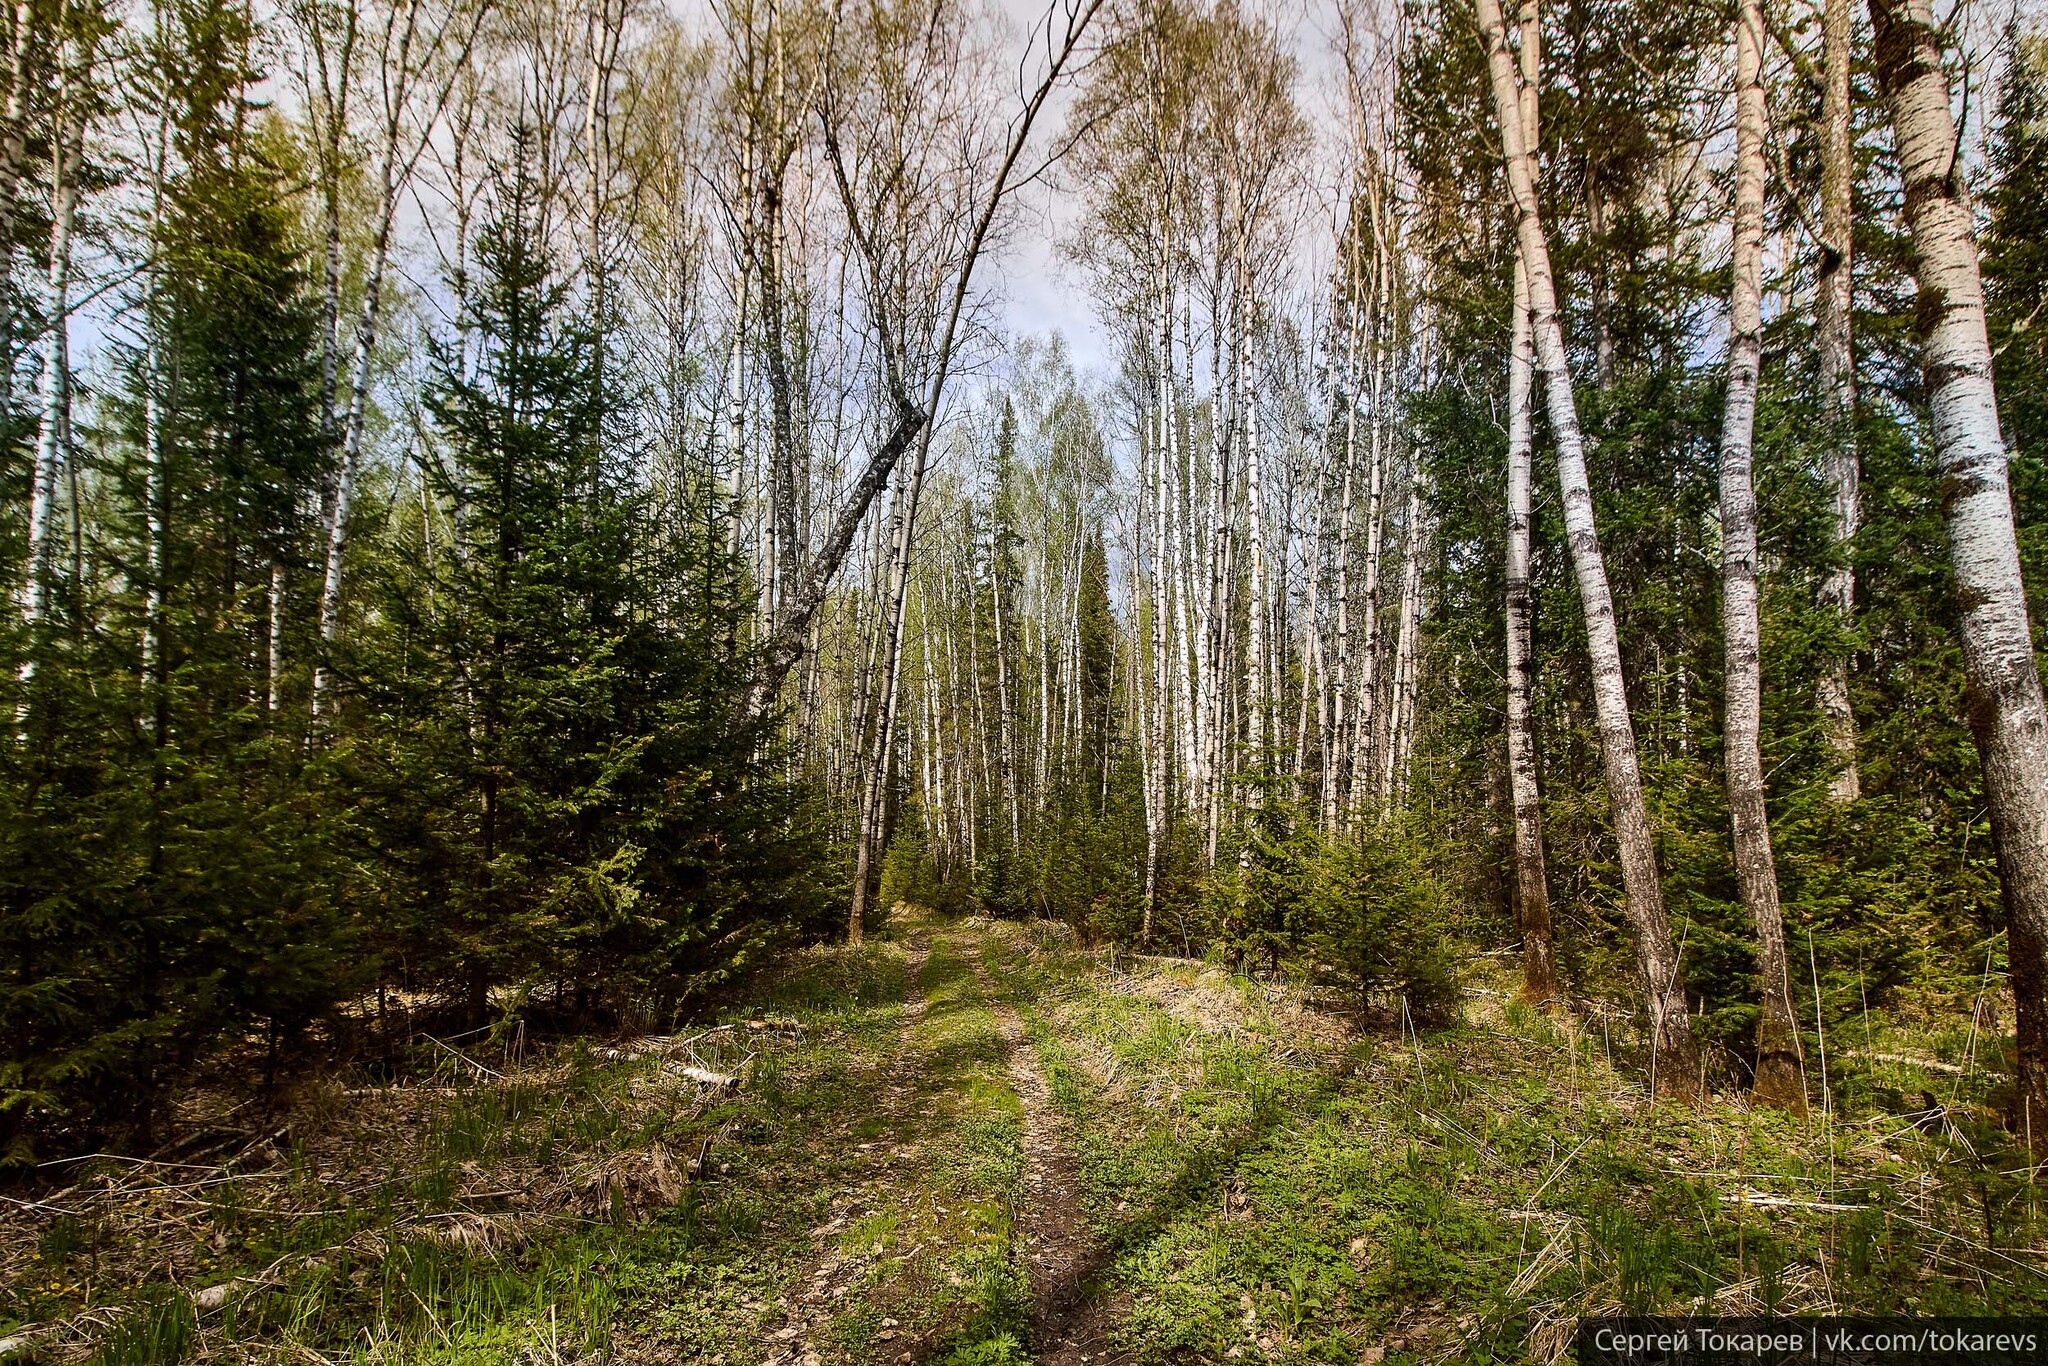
1872, 0, 2048, 1146
1814, 0, 1860, 800
737, 0, 1102, 728
1719, 0, 1806, 1112
1506, 257, 1558, 1007
15, 6, 89, 672
1475, 0, 1703, 1098
309, 0, 490, 717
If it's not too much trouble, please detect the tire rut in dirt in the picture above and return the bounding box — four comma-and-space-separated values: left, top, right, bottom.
971, 939, 1125, 1366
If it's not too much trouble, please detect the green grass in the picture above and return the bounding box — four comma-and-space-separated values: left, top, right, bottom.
979, 923, 2048, 1365
12, 912, 2045, 1365
3, 933, 931, 1364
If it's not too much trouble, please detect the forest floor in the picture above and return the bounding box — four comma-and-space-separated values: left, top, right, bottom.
5, 909, 2048, 1365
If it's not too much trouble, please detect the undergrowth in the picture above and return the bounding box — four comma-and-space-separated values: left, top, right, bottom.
10, 911, 2043, 1365
987, 922, 2048, 1365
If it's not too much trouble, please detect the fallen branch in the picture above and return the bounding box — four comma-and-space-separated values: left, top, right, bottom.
1843, 1049, 1967, 1075
427, 1035, 505, 1081
671, 1063, 738, 1092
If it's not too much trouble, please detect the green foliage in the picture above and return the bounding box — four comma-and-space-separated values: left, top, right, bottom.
87, 1291, 196, 1366
338, 134, 826, 1023
0, 0, 359, 1151
1393, 0, 2034, 1091
0, 108, 827, 1156
935, 1332, 1029, 1366
1291, 832, 1461, 1025
881, 822, 974, 914
988, 930, 2048, 1365
1985, 30, 2048, 649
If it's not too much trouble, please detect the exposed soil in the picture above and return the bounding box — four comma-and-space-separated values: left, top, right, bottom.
974, 951, 1124, 1366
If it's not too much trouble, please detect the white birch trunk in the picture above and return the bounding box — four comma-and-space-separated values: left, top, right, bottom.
850, 432, 933, 941
1243, 321, 1269, 772
1380, 477, 1425, 810
1324, 231, 1365, 832
1874, 0, 2048, 1146
1506, 252, 1561, 1007
1346, 217, 1393, 824
1816, 0, 1861, 800
1477, 0, 1703, 1096
311, 178, 402, 716
1721, 0, 1807, 1112
17, 107, 82, 659
0, 0, 40, 416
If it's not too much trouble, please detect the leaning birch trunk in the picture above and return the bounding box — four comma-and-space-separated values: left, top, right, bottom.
1506, 253, 1560, 1007
1815, 0, 1861, 801
1476, 0, 1704, 1098
849, 429, 933, 942
1873, 0, 2048, 1148
1721, 0, 1808, 1113
745, 0, 1101, 725
17, 106, 83, 666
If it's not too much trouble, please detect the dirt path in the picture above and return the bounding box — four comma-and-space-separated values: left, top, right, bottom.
758, 936, 932, 1366
969, 933, 1121, 1366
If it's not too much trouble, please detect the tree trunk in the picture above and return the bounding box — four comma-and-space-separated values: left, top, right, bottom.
312, 184, 400, 717
1873, 0, 2048, 1149
1815, 0, 1861, 801
740, 400, 928, 721
1477, 0, 1703, 1099
307, 0, 489, 719
17, 109, 82, 657
0, 0, 40, 418
849, 427, 933, 942
1325, 227, 1364, 833
1243, 318, 1269, 770
993, 516, 1019, 849
1380, 477, 1425, 809
1346, 196, 1393, 825
1722, 0, 1808, 1113
1506, 252, 1560, 1008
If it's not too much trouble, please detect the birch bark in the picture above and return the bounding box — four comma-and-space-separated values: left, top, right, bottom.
1722, 0, 1807, 1112
0, 0, 41, 417
1476, 0, 1703, 1097
849, 427, 934, 942
1345, 218, 1391, 824
1815, 0, 1861, 800
1243, 319, 1269, 771
1146, 299, 1172, 940
1325, 225, 1364, 832
1873, 0, 2048, 1145
1505, 243, 1561, 1000
18, 97, 83, 656
312, 0, 488, 716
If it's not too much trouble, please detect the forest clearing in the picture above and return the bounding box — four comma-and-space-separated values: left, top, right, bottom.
5, 909, 2048, 1363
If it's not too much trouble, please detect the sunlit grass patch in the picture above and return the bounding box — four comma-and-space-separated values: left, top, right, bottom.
987, 932, 2048, 1365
